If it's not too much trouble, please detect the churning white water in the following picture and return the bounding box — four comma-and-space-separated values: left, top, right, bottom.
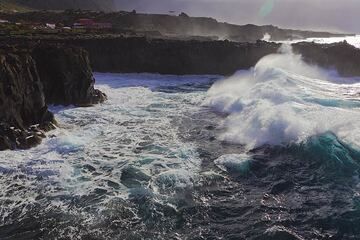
1, 38, 360, 238
0, 74, 217, 231
205, 45, 360, 149
277, 35, 360, 49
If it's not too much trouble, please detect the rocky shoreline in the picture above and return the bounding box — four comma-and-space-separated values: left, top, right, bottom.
6, 36, 360, 76
0, 43, 106, 151
1, 35, 360, 151
64, 37, 360, 77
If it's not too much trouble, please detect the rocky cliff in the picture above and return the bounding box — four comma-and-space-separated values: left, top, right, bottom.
33, 44, 106, 106
293, 41, 360, 77
5, 36, 359, 77
60, 37, 360, 77
0, 46, 54, 150
0, 44, 106, 151
67, 37, 279, 75
1, 36, 359, 151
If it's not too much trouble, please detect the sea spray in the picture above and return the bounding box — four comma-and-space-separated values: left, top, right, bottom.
287, 132, 360, 177
276, 35, 360, 49
205, 44, 360, 149
214, 154, 251, 175
0, 73, 216, 239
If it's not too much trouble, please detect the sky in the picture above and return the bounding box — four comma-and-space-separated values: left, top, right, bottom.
115, 0, 359, 33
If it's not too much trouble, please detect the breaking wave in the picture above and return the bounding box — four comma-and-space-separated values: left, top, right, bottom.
206, 45, 360, 152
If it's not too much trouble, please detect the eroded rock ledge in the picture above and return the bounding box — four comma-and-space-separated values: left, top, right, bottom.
0, 44, 106, 150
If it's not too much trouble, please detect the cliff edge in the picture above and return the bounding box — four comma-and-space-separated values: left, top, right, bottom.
0, 43, 106, 151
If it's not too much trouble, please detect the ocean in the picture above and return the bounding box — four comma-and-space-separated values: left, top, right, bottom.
1, 37, 360, 239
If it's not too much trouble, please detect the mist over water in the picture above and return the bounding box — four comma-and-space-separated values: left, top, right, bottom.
206, 44, 360, 150
278, 35, 360, 48
1, 39, 360, 239
0, 74, 217, 239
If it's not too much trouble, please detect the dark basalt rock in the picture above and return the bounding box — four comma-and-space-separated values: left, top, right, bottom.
33, 44, 107, 106
0, 43, 106, 151
0, 48, 55, 150
0, 49, 50, 128
60, 37, 360, 77
4, 36, 360, 77
292, 41, 360, 77
69, 38, 280, 75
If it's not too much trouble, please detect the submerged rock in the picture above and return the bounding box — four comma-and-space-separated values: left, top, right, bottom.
121, 166, 151, 188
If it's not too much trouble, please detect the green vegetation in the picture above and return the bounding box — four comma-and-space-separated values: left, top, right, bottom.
0, 0, 32, 12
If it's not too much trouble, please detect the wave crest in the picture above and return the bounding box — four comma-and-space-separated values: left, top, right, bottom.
206, 45, 360, 149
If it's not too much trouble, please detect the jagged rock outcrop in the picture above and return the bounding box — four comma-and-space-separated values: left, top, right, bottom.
33, 44, 106, 106
0, 47, 55, 150
0, 44, 106, 151
292, 41, 360, 77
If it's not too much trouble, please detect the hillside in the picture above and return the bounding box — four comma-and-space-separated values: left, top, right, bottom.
0, 10, 351, 42
0, 0, 115, 12
0, 0, 31, 12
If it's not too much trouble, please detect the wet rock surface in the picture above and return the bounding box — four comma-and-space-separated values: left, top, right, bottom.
0, 47, 55, 150
0, 43, 106, 150
33, 44, 107, 106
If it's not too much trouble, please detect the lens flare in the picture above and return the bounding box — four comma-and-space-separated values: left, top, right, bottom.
259, 0, 275, 18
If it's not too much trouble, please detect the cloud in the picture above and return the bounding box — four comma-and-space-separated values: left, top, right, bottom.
115, 0, 359, 33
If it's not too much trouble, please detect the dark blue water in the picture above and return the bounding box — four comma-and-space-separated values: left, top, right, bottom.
0, 71, 360, 240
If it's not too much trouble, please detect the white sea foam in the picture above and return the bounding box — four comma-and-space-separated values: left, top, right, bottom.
262, 33, 271, 41
214, 154, 251, 174
0, 73, 215, 225
276, 35, 360, 49
205, 45, 360, 149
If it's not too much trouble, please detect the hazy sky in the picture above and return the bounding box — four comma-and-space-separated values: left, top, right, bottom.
115, 0, 359, 33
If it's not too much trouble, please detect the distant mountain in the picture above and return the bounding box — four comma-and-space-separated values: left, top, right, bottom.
5, 0, 115, 11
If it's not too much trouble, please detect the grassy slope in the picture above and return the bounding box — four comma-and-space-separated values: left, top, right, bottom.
0, 0, 32, 12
